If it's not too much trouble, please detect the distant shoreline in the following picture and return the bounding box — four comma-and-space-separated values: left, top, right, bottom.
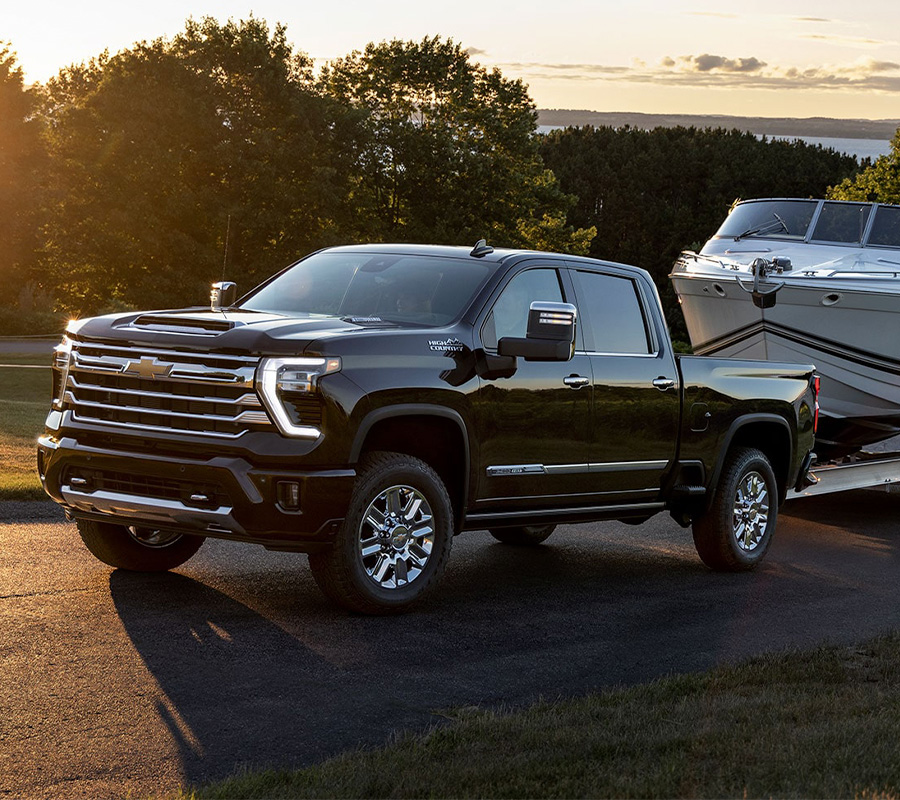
536, 110, 900, 141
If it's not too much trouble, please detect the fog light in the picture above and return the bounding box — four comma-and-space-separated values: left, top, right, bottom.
277, 481, 300, 510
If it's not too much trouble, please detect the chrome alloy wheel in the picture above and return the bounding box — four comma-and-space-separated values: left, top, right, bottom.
732, 471, 770, 552
127, 526, 183, 548
357, 485, 435, 589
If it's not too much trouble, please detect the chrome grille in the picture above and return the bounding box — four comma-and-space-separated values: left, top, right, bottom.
63, 343, 273, 438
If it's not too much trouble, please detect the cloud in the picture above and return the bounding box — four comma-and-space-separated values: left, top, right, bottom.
794, 16, 833, 22
685, 11, 739, 18
496, 55, 900, 94
465, 47, 488, 56
689, 54, 767, 73
801, 34, 893, 46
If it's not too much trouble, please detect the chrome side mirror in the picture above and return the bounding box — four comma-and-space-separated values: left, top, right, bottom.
210, 281, 237, 310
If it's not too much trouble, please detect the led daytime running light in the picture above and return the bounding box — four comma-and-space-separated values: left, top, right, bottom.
256, 357, 340, 438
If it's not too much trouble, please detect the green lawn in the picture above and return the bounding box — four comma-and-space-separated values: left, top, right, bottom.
0, 355, 52, 500
180, 633, 900, 799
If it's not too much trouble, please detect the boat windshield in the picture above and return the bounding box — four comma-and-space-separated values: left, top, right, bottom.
810, 202, 871, 244
717, 200, 817, 240
240, 251, 495, 326
869, 205, 900, 248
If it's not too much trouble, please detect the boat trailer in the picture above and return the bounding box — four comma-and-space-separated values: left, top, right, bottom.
788, 450, 900, 499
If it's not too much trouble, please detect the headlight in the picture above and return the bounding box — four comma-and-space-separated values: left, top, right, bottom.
256, 357, 341, 438
51, 336, 73, 409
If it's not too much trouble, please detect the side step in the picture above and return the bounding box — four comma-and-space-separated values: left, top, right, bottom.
669, 485, 706, 499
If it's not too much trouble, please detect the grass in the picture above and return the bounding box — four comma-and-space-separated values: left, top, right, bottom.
0, 354, 52, 500
176, 633, 900, 799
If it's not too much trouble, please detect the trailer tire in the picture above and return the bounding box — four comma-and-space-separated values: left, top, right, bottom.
692, 447, 778, 572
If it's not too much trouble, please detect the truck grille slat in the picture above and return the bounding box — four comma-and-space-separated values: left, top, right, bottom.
63, 343, 274, 438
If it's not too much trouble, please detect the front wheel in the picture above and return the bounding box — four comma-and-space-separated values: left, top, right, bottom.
489, 524, 556, 546
76, 519, 205, 571
692, 447, 778, 571
308, 452, 454, 614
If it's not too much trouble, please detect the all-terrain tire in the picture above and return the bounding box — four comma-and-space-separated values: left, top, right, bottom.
308, 451, 454, 614
692, 447, 778, 572
489, 524, 556, 546
77, 519, 205, 571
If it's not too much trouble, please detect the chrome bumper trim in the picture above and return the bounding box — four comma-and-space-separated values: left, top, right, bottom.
60, 485, 245, 534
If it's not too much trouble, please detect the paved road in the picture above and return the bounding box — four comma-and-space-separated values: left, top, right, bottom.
0, 338, 58, 357
2, 492, 900, 798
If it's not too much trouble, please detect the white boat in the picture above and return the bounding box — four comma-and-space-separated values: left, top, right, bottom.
670, 198, 900, 456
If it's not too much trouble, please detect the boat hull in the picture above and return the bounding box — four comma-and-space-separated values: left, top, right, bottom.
673, 271, 900, 455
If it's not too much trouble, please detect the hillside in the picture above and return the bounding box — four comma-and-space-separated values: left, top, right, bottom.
537, 110, 900, 140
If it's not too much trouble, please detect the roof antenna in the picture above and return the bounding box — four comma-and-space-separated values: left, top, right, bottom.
221, 213, 232, 283
210, 214, 237, 312
470, 238, 494, 258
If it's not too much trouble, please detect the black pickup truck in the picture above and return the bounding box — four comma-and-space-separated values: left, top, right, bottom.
38, 242, 818, 613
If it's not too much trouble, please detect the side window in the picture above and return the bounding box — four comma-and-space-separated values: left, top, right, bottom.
482, 268, 563, 349
576, 271, 652, 355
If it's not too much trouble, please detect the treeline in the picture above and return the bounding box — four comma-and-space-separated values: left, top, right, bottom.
539, 125, 864, 335
0, 17, 879, 335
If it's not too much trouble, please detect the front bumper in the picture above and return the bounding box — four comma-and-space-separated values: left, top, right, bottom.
38, 432, 356, 550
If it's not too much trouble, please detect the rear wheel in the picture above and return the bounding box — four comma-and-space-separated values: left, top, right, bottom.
489, 524, 556, 546
692, 447, 778, 571
308, 452, 454, 614
76, 519, 205, 571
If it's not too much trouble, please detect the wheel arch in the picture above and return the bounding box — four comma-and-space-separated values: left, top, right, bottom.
351, 405, 470, 530
710, 414, 793, 505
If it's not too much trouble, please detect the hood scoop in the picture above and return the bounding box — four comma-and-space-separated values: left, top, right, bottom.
131, 313, 235, 335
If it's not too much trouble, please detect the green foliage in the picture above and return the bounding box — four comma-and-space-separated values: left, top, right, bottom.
0, 44, 46, 307
828, 128, 900, 203
319, 36, 594, 254
38, 17, 346, 315
2, 23, 866, 323
540, 126, 861, 332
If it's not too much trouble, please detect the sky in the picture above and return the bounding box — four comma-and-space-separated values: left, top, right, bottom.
5, 0, 900, 119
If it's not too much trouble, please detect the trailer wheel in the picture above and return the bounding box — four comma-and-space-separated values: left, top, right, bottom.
692, 447, 778, 571
308, 452, 454, 614
489, 524, 556, 546
77, 519, 205, 571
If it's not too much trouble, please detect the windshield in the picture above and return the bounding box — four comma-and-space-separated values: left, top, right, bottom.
240, 251, 495, 326
716, 200, 817, 240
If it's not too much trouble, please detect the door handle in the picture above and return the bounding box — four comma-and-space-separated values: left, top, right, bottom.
652, 377, 676, 392
563, 375, 590, 388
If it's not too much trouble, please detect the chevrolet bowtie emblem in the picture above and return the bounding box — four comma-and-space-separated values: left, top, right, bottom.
122, 356, 172, 380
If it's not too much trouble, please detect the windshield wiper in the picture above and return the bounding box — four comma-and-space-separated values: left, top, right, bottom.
734, 214, 789, 242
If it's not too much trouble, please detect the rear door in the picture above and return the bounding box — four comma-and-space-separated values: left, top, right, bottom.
568, 266, 681, 503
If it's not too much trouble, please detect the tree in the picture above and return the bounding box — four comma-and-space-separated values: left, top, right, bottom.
38, 17, 346, 314
828, 128, 900, 203
540, 126, 861, 336
0, 44, 45, 309
319, 36, 593, 252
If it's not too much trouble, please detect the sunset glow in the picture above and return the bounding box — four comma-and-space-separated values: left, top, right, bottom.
7, 0, 900, 118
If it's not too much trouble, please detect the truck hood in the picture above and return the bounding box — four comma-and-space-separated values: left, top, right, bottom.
68, 307, 416, 355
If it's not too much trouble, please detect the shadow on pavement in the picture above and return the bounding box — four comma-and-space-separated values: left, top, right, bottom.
109, 570, 443, 786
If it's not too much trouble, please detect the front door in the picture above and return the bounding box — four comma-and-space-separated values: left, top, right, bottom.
472, 266, 596, 511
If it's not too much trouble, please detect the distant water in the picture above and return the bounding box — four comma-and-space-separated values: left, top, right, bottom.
760, 135, 890, 161
536, 125, 891, 162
